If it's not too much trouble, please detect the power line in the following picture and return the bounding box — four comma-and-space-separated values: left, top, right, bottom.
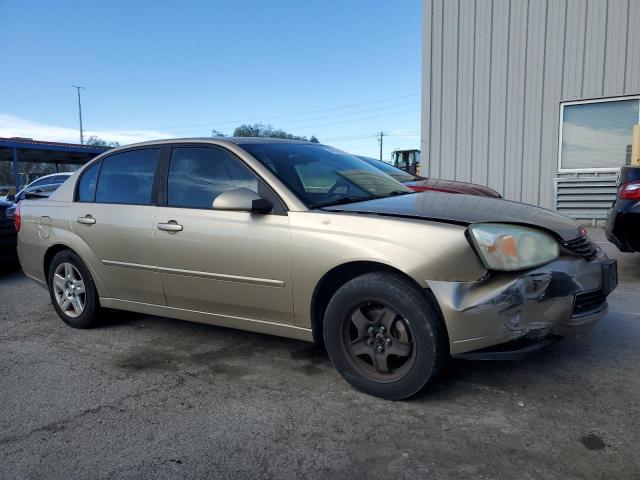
135, 92, 420, 131
283, 108, 421, 133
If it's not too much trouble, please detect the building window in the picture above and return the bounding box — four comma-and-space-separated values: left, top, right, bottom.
559, 96, 640, 172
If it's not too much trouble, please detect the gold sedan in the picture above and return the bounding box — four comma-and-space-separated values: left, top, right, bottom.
16, 138, 617, 399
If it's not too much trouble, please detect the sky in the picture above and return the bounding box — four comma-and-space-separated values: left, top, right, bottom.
0, 0, 422, 160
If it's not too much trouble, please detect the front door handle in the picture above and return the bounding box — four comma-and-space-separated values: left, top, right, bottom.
157, 221, 183, 233
77, 215, 96, 225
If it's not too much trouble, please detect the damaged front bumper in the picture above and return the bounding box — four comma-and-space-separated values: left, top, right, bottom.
428, 253, 617, 356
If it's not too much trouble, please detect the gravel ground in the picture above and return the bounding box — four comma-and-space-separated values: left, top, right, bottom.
1, 228, 639, 479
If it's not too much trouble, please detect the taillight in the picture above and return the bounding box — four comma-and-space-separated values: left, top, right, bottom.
619, 180, 640, 200
13, 202, 21, 232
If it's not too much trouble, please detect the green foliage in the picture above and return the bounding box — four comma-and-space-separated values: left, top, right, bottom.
232, 123, 319, 142
210, 129, 226, 137
85, 136, 120, 147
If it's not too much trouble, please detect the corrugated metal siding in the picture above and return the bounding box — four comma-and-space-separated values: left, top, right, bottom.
422, 0, 640, 212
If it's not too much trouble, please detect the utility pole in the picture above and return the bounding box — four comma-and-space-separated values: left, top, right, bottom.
377, 131, 384, 161
72, 85, 85, 144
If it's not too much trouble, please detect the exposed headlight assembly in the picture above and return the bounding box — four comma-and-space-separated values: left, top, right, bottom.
468, 223, 559, 271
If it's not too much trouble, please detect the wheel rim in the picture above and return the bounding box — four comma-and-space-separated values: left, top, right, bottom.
52, 262, 86, 318
341, 301, 415, 383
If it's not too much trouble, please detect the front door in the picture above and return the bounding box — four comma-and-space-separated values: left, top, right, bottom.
70, 148, 165, 305
154, 146, 294, 324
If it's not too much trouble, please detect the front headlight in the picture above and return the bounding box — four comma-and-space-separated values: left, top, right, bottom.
468, 223, 559, 271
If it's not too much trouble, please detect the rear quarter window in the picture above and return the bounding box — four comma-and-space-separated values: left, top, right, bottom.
77, 162, 101, 202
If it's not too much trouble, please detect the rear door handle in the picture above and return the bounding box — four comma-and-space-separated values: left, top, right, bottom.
157, 221, 183, 232
77, 215, 96, 225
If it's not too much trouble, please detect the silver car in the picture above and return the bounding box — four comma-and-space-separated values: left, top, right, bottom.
16, 138, 617, 399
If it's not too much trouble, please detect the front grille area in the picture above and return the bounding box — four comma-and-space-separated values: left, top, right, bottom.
573, 289, 607, 316
564, 236, 598, 261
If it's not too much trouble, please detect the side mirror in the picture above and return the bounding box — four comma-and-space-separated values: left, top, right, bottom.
212, 188, 273, 214
5, 194, 15, 203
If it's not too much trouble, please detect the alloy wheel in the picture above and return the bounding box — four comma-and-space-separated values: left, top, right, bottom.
52, 262, 86, 318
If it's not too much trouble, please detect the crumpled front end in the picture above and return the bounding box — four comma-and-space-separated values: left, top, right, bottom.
429, 252, 616, 355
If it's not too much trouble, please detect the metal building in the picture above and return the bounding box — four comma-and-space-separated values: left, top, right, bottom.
421, 0, 640, 223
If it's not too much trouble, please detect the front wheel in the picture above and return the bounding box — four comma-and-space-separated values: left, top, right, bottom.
323, 272, 447, 400
48, 250, 100, 329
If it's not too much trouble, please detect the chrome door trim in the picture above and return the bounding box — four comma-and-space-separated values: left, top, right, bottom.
102, 259, 157, 272
101, 260, 285, 287
158, 266, 285, 287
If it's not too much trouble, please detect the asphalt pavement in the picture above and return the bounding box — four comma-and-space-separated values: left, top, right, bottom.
1, 228, 639, 479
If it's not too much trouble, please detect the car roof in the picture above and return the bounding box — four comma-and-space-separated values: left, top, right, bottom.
102, 137, 318, 152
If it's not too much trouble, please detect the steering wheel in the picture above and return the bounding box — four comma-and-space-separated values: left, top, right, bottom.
326, 179, 352, 198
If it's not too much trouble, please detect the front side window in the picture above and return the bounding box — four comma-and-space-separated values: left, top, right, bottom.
240, 143, 412, 207
95, 149, 159, 205
167, 147, 258, 209
560, 97, 640, 170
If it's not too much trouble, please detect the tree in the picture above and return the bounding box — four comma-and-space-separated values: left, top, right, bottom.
232, 123, 318, 142
85, 136, 120, 147
211, 129, 226, 137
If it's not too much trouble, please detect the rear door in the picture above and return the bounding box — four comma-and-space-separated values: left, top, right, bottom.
154, 145, 294, 324
69, 148, 165, 305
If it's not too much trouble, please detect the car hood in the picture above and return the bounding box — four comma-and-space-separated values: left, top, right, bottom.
405, 178, 501, 198
322, 191, 583, 241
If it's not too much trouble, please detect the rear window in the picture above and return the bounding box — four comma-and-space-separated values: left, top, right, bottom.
95, 149, 159, 205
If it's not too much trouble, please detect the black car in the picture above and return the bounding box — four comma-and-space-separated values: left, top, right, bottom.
605, 165, 640, 252
0, 197, 17, 263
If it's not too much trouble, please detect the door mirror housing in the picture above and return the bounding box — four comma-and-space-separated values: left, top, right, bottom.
211, 188, 273, 214
5, 194, 16, 203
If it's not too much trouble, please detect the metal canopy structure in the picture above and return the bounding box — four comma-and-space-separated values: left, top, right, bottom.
0, 137, 110, 193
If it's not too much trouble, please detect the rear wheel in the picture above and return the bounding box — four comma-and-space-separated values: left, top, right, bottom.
323, 272, 447, 400
48, 250, 100, 329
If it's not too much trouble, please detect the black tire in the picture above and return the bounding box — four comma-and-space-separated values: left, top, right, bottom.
323, 272, 447, 400
47, 250, 100, 329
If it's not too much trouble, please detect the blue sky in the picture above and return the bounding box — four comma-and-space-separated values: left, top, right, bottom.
0, 0, 422, 159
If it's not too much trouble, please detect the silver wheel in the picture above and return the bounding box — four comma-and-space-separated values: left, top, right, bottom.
52, 262, 86, 318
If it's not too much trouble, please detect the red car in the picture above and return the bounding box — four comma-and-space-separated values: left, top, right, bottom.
359, 156, 502, 198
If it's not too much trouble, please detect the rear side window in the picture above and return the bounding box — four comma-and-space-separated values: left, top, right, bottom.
167, 147, 258, 209
77, 163, 100, 202
95, 149, 159, 205
47, 175, 68, 184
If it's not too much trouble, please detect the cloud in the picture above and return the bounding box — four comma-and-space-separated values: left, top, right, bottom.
562, 122, 632, 169
0, 114, 175, 145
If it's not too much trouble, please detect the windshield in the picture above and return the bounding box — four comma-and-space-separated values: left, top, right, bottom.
240, 143, 413, 208
358, 156, 417, 183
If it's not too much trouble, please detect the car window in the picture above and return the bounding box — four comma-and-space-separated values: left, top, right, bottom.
241, 143, 411, 208
50, 175, 69, 184
95, 149, 159, 205
359, 157, 417, 183
28, 177, 51, 188
77, 162, 101, 202
167, 147, 259, 209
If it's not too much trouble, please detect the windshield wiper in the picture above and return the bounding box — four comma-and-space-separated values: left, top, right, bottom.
312, 195, 377, 208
